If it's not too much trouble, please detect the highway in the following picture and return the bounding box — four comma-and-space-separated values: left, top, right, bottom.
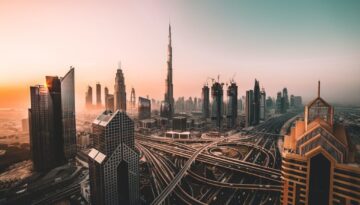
151, 140, 220, 205
137, 112, 297, 204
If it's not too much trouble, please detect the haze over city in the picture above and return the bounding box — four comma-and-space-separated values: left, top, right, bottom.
1, 1, 360, 205
1, 0, 360, 109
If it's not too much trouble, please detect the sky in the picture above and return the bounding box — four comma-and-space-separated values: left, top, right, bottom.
0, 0, 360, 110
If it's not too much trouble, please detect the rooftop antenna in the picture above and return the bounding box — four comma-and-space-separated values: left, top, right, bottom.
318, 80, 321, 98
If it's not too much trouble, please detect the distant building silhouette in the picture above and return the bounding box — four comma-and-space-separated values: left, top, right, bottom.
138, 97, 151, 120
202, 85, 210, 118
96, 83, 101, 107
106, 94, 114, 112
293, 96, 303, 107
245, 90, 254, 127
253, 79, 260, 125
85, 86, 93, 109
260, 88, 266, 121
266, 96, 273, 109
88, 110, 139, 205
130, 87, 136, 109
104, 86, 109, 105
226, 82, 238, 128
211, 81, 223, 130
276, 91, 282, 114
282, 87, 289, 112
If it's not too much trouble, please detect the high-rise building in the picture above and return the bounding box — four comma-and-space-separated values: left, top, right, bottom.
96, 83, 101, 107
211, 82, 223, 129
104, 86, 109, 106
293, 96, 303, 107
85, 86, 93, 109
161, 24, 174, 119
114, 65, 127, 112
260, 88, 266, 121
130, 87, 136, 109
276, 92, 282, 114
88, 110, 139, 205
245, 90, 254, 127
281, 82, 360, 205
185, 97, 194, 113
237, 98, 243, 113
138, 97, 151, 120
29, 77, 65, 171
202, 85, 210, 119
175, 97, 185, 113
172, 116, 187, 131
194, 97, 198, 111
61, 67, 76, 159
106, 94, 114, 112
290, 94, 295, 107
253, 79, 260, 125
226, 82, 238, 128
282, 87, 289, 112
266, 97, 273, 109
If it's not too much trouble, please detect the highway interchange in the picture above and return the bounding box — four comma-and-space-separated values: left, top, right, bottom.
137, 113, 297, 205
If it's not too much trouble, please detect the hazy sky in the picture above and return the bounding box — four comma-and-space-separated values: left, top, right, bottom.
1, 0, 360, 109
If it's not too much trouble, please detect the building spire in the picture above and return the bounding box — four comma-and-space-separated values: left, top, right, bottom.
169, 23, 172, 45
118, 61, 122, 70
318, 80, 321, 98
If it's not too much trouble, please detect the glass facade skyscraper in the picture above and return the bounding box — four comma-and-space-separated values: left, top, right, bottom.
61, 67, 76, 159
29, 77, 65, 171
226, 82, 238, 128
202, 85, 210, 119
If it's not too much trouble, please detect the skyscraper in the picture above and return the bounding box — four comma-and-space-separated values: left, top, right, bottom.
114, 65, 127, 112
96, 83, 101, 107
29, 77, 65, 171
276, 91, 282, 114
138, 97, 151, 120
282, 87, 289, 112
85, 86, 93, 109
260, 88, 266, 121
104, 86, 109, 105
266, 96, 273, 109
160, 24, 174, 119
245, 90, 254, 127
253, 79, 260, 125
211, 81, 223, 130
106, 94, 114, 112
281, 82, 360, 205
88, 110, 139, 205
290, 94, 295, 107
293, 96, 303, 107
202, 85, 210, 119
61, 67, 76, 159
130, 87, 136, 109
226, 82, 238, 128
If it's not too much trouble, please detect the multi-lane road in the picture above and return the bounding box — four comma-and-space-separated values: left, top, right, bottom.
137, 112, 297, 204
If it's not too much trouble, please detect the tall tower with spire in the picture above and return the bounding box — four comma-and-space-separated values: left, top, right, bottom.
161, 24, 174, 118
114, 63, 127, 112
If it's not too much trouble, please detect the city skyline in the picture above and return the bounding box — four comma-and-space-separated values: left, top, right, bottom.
1, 0, 360, 109
0, 2, 359, 204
